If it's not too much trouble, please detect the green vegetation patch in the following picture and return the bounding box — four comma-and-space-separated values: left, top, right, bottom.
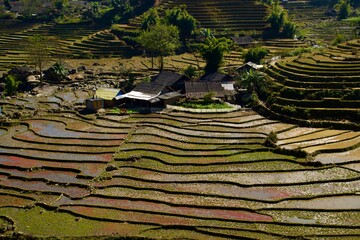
0, 206, 151, 237
178, 100, 232, 109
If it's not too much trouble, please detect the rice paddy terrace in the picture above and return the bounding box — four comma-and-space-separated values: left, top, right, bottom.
156, 0, 268, 33
0, 92, 360, 238
265, 39, 360, 126
0, 21, 140, 74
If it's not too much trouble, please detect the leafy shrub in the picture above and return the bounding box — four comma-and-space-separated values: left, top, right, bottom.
282, 105, 297, 114
265, 0, 288, 32
332, 33, 346, 45
203, 91, 215, 104
164, 5, 197, 42
44, 63, 69, 83
179, 99, 231, 109
244, 47, 268, 64
199, 36, 232, 73
282, 21, 298, 38
183, 65, 198, 79
264, 131, 278, 147
239, 69, 268, 99
4, 75, 20, 96
141, 8, 159, 30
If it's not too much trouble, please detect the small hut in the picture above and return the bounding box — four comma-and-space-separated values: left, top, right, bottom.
85, 88, 122, 112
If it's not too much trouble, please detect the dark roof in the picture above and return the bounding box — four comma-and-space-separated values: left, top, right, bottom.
185, 81, 227, 98
132, 82, 165, 95
231, 36, 254, 45
200, 72, 232, 82
153, 71, 186, 86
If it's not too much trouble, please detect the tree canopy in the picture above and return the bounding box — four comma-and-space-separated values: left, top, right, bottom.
27, 35, 55, 77
137, 23, 181, 70
164, 5, 196, 42
141, 8, 159, 30
264, 0, 298, 38
199, 36, 232, 73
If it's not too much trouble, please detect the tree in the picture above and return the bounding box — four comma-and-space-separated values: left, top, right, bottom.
239, 69, 268, 96
337, 0, 351, 19
164, 5, 196, 42
137, 23, 180, 70
4, 75, 21, 96
265, 0, 288, 32
244, 47, 268, 64
53, 0, 68, 10
82, 2, 101, 23
282, 21, 298, 38
199, 28, 215, 39
27, 35, 55, 78
141, 8, 159, 30
199, 36, 232, 73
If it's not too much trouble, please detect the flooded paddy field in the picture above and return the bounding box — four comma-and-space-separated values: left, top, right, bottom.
0, 92, 359, 239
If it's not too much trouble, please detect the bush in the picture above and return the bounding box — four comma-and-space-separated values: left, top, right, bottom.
44, 63, 69, 83
282, 104, 297, 114
164, 5, 196, 42
4, 75, 20, 96
338, 0, 351, 19
244, 47, 268, 64
183, 65, 198, 79
265, 0, 288, 32
282, 21, 298, 38
264, 131, 278, 147
141, 8, 159, 30
203, 91, 215, 104
199, 36, 232, 73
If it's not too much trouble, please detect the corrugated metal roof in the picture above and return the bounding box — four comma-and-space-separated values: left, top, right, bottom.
116, 82, 164, 101
95, 88, 122, 100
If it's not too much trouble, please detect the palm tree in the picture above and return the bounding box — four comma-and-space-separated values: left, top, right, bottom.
239, 69, 267, 94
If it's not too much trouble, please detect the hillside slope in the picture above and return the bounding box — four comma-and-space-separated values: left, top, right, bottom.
157, 0, 268, 33
264, 39, 360, 127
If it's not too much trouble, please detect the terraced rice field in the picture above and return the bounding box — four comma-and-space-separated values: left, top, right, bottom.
265, 39, 360, 124
0, 22, 140, 74
0, 97, 360, 238
156, 0, 268, 33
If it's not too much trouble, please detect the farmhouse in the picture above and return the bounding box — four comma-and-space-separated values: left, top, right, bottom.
185, 81, 235, 102
117, 81, 182, 107
117, 71, 188, 107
